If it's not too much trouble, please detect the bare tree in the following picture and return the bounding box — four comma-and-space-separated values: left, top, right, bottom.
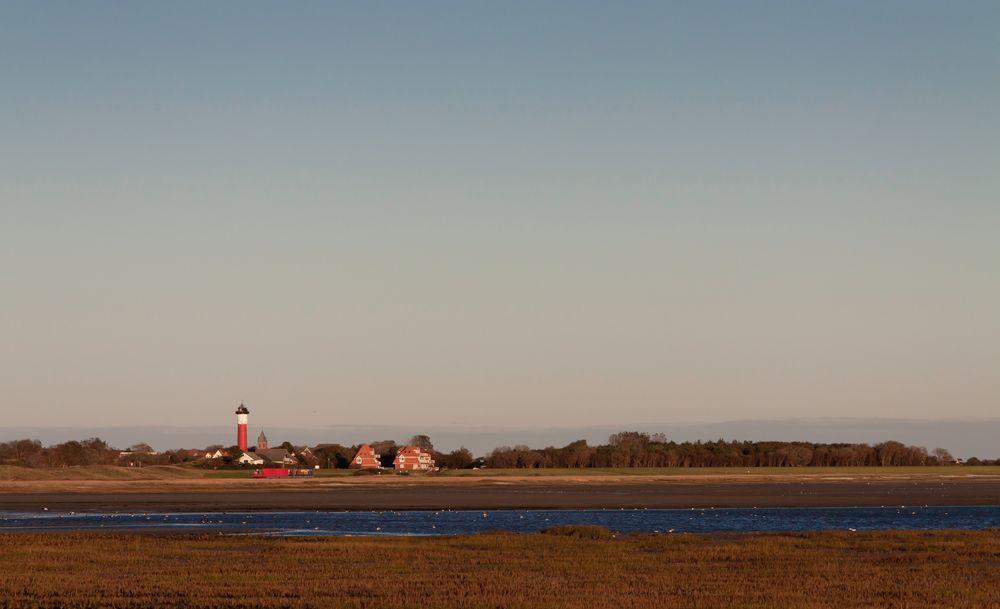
933, 447, 956, 465
408, 435, 434, 451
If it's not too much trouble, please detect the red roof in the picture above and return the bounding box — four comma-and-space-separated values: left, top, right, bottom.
393, 446, 435, 470
352, 444, 382, 468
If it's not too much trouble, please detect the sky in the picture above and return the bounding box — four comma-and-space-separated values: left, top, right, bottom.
1, 1, 998, 434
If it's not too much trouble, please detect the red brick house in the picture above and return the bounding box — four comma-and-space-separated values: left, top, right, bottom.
393, 446, 435, 471
351, 444, 382, 469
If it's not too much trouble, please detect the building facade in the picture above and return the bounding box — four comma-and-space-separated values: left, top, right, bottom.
351, 444, 382, 469
237, 452, 264, 466
393, 446, 435, 471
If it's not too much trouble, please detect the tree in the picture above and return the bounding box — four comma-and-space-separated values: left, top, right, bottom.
370, 440, 398, 468
0, 439, 42, 465
313, 444, 355, 469
608, 432, 650, 467
128, 443, 154, 454
486, 446, 517, 468
56, 441, 88, 466
408, 435, 434, 451
562, 440, 595, 468
785, 444, 814, 467
223, 445, 243, 465
875, 441, 907, 466
81, 437, 109, 451
932, 448, 955, 465
437, 447, 474, 469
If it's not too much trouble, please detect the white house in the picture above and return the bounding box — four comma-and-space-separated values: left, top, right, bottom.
237, 452, 265, 466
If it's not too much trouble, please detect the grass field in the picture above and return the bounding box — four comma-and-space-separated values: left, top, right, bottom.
0, 465, 348, 481
202, 469, 361, 479
438, 465, 1000, 476
0, 465, 206, 481
1, 529, 999, 608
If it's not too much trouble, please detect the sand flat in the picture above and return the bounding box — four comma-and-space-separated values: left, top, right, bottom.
1, 473, 998, 511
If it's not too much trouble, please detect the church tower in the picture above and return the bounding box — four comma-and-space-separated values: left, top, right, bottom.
257, 430, 268, 451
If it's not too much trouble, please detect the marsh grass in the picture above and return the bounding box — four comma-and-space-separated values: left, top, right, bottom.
1, 530, 999, 608
541, 524, 614, 539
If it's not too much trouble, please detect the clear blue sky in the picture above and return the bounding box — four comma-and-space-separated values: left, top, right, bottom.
1, 1, 998, 430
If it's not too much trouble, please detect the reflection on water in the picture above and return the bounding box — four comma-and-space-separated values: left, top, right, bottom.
1, 506, 998, 536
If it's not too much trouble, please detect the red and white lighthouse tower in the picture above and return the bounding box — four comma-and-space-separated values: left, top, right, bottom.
236, 403, 250, 451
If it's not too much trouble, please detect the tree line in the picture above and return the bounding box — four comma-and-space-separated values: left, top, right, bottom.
1, 432, 997, 469
0, 435, 478, 470
0, 438, 119, 467
483, 432, 965, 468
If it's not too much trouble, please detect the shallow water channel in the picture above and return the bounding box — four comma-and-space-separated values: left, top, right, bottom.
2, 505, 999, 536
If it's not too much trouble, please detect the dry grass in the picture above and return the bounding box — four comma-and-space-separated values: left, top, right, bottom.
440, 465, 1000, 477
0, 465, 207, 481
1, 530, 999, 608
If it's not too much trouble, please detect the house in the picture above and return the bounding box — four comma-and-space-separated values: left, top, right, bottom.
205, 449, 229, 460
255, 447, 299, 465
238, 449, 298, 466
296, 446, 319, 467
393, 446, 435, 471
238, 430, 298, 465
119, 446, 156, 458
237, 452, 264, 466
351, 444, 382, 469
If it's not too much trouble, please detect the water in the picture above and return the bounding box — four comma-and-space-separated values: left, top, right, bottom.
1, 505, 999, 536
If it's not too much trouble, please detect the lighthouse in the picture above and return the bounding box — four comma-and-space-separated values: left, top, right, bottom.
236, 403, 250, 451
